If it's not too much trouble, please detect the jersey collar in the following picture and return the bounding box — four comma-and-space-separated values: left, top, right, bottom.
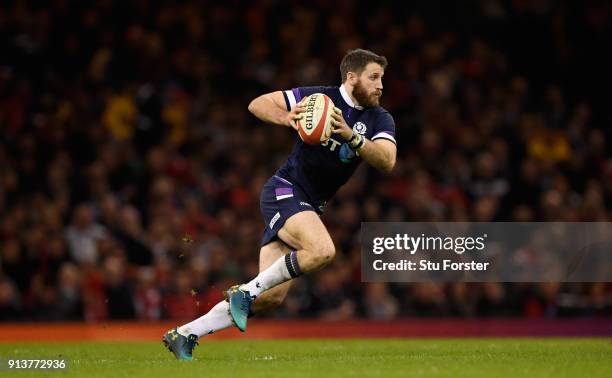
340, 84, 364, 110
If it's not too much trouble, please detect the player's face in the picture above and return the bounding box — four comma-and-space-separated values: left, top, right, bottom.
353, 62, 384, 107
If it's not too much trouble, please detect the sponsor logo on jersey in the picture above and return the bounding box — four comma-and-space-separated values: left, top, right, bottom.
321, 137, 342, 151
299, 201, 313, 208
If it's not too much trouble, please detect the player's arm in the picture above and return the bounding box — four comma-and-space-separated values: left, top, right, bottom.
354, 138, 396, 173
330, 108, 396, 172
248, 91, 306, 130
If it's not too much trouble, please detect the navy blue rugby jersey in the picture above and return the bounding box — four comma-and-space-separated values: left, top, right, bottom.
275, 84, 396, 207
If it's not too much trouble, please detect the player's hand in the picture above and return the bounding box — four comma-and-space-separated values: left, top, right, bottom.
285, 98, 307, 130
330, 107, 353, 140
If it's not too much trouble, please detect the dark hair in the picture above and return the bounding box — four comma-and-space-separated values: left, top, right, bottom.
339, 49, 388, 83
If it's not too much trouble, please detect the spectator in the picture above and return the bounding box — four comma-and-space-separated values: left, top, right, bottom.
0, 276, 21, 320
0, 0, 610, 322
65, 204, 106, 266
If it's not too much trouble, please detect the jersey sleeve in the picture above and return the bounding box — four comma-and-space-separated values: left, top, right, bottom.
282, 86, 328, 110
371, 110, 396, 145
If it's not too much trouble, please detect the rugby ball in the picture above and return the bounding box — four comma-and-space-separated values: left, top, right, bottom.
295, 93, 334, 145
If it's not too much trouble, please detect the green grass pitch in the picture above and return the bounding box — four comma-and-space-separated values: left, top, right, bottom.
1, 339, 611, 377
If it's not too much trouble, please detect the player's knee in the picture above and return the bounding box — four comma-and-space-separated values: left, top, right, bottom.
313, 241, 336, 267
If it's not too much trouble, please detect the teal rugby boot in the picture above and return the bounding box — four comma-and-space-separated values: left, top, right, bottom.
162, 328, 199, 360
226, 285, 253, 332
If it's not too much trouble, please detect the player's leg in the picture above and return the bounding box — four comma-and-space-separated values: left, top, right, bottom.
175, 300, 233, 338
228, 210, 335, 330
165, 293, 235, 360
238, 210, 334, 299
227, 174, 335, 330
277, 210, 336, 273
251, 240, 293, 314
164, 244, 288, 361
166, 240, 292, 351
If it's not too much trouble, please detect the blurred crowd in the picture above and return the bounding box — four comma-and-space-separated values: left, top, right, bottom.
1, 0, 611, 321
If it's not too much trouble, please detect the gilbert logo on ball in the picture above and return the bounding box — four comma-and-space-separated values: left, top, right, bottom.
296, 93, 334, 145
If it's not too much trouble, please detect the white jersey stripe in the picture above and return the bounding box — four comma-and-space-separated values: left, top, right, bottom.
285, 90, 296, 109
276, 194, 294, 200
372, 132, 396, 143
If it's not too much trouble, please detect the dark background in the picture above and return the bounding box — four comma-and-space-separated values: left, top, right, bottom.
0, 0, 611, 322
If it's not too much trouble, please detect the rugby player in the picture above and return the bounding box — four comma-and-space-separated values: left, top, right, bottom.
164, 49, 397, 360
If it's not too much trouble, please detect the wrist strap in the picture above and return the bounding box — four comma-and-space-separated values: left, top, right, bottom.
348, 132, 365, 150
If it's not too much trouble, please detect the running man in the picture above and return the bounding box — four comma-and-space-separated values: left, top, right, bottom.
164, 49, 396, 360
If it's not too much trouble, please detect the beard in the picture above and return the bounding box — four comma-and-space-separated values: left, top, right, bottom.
352, 80, 382, 107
